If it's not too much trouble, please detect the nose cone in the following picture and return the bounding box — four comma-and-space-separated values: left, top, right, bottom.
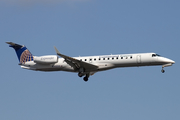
160, 57, 175, 64
171, 60, 175, 64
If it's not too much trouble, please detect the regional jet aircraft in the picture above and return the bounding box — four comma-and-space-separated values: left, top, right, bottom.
6, 42, 175, 81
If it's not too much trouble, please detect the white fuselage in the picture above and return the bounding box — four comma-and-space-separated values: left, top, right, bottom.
6, 41, 175, 81
21, 52, 175, 73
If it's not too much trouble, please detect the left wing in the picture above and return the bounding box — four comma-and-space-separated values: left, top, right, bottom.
54, 46, 98, 71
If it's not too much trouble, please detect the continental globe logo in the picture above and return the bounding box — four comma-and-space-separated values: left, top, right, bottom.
20, 49, 33, 64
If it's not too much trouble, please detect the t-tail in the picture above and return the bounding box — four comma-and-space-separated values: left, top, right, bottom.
6, 42, 34, 64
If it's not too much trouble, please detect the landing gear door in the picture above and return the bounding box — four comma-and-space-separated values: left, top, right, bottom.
136, 55, 141, 64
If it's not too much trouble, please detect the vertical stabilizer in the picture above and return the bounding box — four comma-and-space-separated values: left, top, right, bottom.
6, 42, 33, 64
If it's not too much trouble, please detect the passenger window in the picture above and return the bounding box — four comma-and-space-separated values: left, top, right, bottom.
103, 58, 105, 60
90, 59, 92, 61
130, 56, 132, 59
121, 57, 123, 59
94, 58, 96, 61
116, 57, 118, 59
85, 59, 87, 61
112, 57, 114, 60
99, 58, 101, 60
108, 58, 109, 60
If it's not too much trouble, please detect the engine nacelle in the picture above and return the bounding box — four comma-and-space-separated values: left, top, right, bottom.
34, 55, 58, 64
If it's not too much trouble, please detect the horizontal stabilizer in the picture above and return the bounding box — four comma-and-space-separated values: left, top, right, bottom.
6, 42, 23, 48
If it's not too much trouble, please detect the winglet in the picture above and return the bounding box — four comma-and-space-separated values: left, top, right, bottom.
54, 46, 67, 59
54, 46, 60, 55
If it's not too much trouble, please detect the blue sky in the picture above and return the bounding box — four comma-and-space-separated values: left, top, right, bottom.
0, 0, 180, 120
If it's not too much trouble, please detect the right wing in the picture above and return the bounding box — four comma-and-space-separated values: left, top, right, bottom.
54, 46, 98, 71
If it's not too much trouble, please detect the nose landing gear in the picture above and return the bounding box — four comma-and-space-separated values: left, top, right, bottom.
161, 69, 165, 73
161, 63, 173, 73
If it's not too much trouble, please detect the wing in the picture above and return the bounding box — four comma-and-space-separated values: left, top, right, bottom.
54, 46, 98, 71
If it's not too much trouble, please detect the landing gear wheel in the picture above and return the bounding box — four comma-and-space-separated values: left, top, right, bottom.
78, 72, 83, 77
83, 77, 88, 82
161, 69, 165, 73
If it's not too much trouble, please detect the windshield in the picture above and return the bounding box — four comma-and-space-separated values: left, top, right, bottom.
156, 54, 160, 56
152, 54, 160, 57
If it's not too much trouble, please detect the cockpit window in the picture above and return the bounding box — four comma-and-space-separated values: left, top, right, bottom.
152, 54, 161, 57
152, 54, 156, 57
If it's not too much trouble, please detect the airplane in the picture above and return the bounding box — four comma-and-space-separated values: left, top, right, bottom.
6, 42, 175, 82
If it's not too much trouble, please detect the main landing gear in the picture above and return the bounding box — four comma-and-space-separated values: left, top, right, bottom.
78, 72, 84, 77
78, 72, 89, 82
83, 74, 89, 82
83, 76, 88, 82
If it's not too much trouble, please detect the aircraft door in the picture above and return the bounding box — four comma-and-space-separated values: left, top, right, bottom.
136, 55, 141, 64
